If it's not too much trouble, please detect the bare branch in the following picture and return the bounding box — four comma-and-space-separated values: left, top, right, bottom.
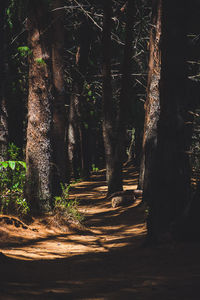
72, 0, 125, 45
73, 0, 103, 32
51, 5, 89, 12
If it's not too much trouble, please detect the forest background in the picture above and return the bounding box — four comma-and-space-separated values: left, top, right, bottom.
0, 0, 200, 242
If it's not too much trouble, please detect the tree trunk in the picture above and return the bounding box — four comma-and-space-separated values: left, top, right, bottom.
68, 18, 92, 179
117, 0, 136, 171
68, 94, 80, 179
134, 127, 143, 167
102, 0, 135, 195
51, 0, 68, 195
138, 0, 161, 191
102, 0, 117, 195
0, 0, 8, 161
146, 0, 190, 241
25, 0, 53, 213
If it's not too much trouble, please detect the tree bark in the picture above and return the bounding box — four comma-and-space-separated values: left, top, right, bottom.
102, 0, 117, 195
68, 93, 80, 179
25, 0, 53, 213
68, 17, 92, 179
0, 0, 8, 161
146, 0, 190, 241
51, 0, 69, 195
138, 0, 161, 191
117, 0, 136, 175
102, 0, 135, 195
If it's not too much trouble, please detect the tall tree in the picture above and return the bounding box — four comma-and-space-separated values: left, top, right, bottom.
138, 0, 161, 191
68, 15, 92, 179
102, 0, 117, 195
25, 0, 53, 213
0, 0, 8, 161
145, 0, 190, 241
116, 0, 136, 176
51, 0, 69, 195
68, 92, 80, 179
102, 0, 135, 195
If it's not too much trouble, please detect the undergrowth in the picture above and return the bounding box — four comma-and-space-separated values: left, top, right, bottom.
0, 144, 29, 217
0, 144, 84, 225
53, 183, 84, 225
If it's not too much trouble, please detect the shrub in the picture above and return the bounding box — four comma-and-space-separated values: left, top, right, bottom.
0, 144, 29, 217
54, 183, 84, 223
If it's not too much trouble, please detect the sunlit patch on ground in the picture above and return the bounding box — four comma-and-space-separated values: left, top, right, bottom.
1, 167, 200, 299
0, 166, 145, 261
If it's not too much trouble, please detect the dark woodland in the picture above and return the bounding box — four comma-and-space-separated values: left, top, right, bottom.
0, 1, 200, 299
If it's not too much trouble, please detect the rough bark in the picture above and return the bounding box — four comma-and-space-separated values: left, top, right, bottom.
146, 0, 190, 241
68, 95, 80, 179
25, 0, 53, 213
68, 18, 92, 179
138, 0, 161, 190
51, 0, 68, 195
102, 0, 135, 195
102, 0, 117, 195
116, 0, 136, 186
0, 0, 8, 161
134, 128, 143, 167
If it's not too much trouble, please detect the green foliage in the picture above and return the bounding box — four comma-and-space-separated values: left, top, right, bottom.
92, 164, 99, 172
54, 183, 84, 223
7, 142, 21, 160
1, 188, 29, 216
0, 160, 26, 189
0, 144, 29, 217
6, 0, 15, 29
87, 90, 92, 96
35, 58, 46, 65
17, 46, 32, 57
0, 144, 26, 190
70, 178, 80, 185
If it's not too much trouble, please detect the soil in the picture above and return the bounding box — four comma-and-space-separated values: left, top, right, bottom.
0, 166, 200, 299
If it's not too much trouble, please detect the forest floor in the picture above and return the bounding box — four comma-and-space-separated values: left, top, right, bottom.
0, 166, 200, 299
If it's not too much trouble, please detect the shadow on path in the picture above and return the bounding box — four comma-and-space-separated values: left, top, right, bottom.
1, 166, 200, 299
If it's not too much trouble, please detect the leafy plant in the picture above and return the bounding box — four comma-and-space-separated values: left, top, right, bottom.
6, 0, 15, 29
92, 164, 99, 172
7, 143, 21, 160
1, 188, 29, 216
35, 58, 46, 65
17, 46, 32, 57
0, 144, 29, 217
54, 183, 84, 223
0, 160, 26, 189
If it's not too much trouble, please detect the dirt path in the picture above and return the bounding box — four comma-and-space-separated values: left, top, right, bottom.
0, 167, 200, 299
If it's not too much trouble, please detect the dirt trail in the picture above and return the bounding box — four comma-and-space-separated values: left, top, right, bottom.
0, 167, 200, 299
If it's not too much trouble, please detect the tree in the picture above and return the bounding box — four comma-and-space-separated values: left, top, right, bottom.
51, 0, 69, 195
102, 0, 119, 195
145, 0, 190, 241
102, 0, 135, 195
68, 14, 93, 179
117, 0, 136, 173
25, 0, 53, 213
138, 0, 161, 191
0, 0, 8, 161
